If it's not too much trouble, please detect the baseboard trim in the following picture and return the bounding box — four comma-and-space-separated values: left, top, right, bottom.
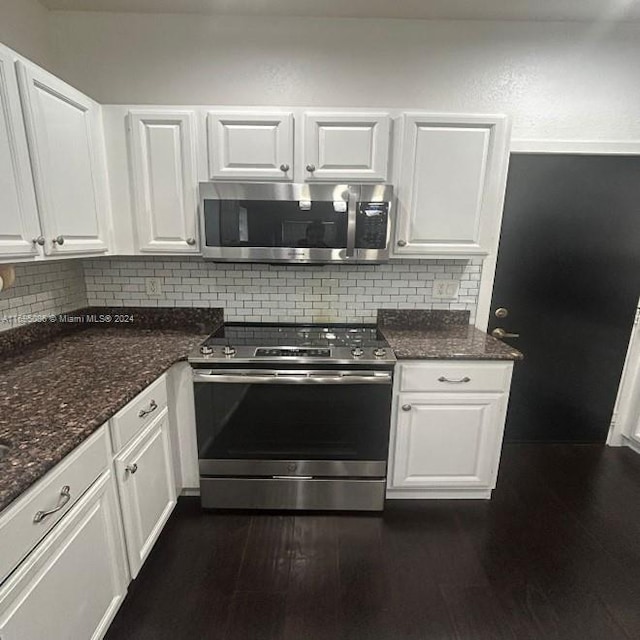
386, 488, 492, 500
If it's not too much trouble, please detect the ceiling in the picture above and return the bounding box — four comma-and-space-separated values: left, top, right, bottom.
38, 0, 640, 22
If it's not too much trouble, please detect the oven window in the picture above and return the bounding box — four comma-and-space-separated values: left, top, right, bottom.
195, 382, 392, 461
203, 200, 349, 249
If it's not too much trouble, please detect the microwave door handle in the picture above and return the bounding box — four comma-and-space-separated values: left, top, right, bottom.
346, 189, 357, 258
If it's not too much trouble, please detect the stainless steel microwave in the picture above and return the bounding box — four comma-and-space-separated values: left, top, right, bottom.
198, 182, 393, 263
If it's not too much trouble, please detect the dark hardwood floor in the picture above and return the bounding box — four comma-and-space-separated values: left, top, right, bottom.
105, 445, 640, 640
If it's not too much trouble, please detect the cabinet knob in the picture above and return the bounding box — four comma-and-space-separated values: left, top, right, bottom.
280, 163, 290, 172
397, 239, 407, 247
52, 235, 65, 246
186, 237, 196, 246
125, 463, 138, 475
32, 236, 45, 246
306, 164, 316, 173
401, 404, 412, 412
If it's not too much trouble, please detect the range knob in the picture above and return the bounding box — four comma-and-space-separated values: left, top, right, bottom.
200, 345, 214, 356
223, 345, 236, 357
373, 347, 387, 358
351, 346, 364, 358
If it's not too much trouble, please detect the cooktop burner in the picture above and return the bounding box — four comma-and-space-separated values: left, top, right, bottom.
189, 322, 396, 366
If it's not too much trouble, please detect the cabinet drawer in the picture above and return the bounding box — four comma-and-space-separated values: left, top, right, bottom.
399, 361, 512, 393
0, 470, 128, 640
110, 375, 168, 453
0, 426, 110, 585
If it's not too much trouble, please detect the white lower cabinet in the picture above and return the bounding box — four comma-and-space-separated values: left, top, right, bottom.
114, 408, 176, 578
392, 393, 504, 489
388, 361, 513, 499
0, 470, 128, 640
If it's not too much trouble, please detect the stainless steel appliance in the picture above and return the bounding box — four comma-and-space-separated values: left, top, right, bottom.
189, 323, 396, 511
199, 182, 393, 263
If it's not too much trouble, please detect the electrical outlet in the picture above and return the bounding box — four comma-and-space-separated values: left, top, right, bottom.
432, 279, 460, 299
145, 277, 163, 296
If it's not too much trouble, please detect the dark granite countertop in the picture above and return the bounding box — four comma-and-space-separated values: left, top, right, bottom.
378, 309, 523, 361
0, 308, 222, 514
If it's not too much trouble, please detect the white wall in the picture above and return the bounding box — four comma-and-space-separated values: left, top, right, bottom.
0, 0, 53, 68
48, 12, 640, 141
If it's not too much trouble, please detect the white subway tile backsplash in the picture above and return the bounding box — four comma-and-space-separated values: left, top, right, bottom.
82, 257, 482, 324
0, 256, 483, 332
0, 261, 87, 332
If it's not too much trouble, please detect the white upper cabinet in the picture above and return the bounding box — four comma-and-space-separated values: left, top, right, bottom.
128, 110, 199, 253
207, 110, 294, 181
394, 113, 510, 256
0, 46, 40, 260
302, 112, 391, 182
17, 61, 109, 256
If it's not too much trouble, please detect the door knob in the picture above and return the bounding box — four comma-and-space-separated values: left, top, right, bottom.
280, 163, 290, 172
401, 404, 412, 411
306, 164, 316, 173
397, 239, 407, 247
52, 235, 65, 245
186, 237, 196, 245
492, 328, 520, 339
32, 236, 45, 246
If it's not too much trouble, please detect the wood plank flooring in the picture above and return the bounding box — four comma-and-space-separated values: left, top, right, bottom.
105, 445, 640, 640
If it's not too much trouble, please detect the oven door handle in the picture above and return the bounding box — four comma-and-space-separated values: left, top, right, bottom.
192, 371, 392, 385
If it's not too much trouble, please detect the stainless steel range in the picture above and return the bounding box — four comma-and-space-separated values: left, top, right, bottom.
189, 323, 396, 511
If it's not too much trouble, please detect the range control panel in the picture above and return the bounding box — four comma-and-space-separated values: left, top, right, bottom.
355, 202, 390, 249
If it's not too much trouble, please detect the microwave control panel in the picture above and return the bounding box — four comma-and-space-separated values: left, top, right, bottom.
355, 202, 390, 249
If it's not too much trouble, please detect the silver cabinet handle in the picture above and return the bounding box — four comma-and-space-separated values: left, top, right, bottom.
32, 236, 45, 246
306, 164, 316, 172
397, 239, 407, 247
125, 463, 138, 475
186, 237, 196, 246
33, 485, 71, 523
280, 163, 290, 172
52, 235, 65, 245
438, 376, 471, 384
491, 328, 520, 339
138, 399, 158, 418
401, 404, 412, 411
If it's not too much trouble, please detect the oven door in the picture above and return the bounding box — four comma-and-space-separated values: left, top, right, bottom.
193, 369, 393, 479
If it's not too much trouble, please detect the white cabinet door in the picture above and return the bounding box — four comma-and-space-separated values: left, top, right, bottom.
394, 113, 509, 256
115, 409, 176, 578
128, 110, 199, 253
0, 471, 128, 640
391, 393, 504, 489
17, 61, 109, 256
207, 110, 293, 181
0, 46, 41, 259
303, 112, 390, 181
